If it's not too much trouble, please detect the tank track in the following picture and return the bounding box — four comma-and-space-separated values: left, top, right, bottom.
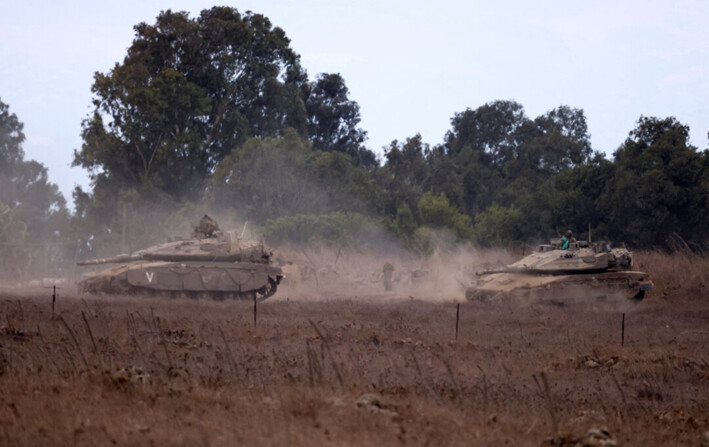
79, 277, 278, 302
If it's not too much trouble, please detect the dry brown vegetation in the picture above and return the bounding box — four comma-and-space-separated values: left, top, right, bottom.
0, 250, 708, 446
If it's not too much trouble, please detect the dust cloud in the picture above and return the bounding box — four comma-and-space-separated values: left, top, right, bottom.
271, 236, 513, 303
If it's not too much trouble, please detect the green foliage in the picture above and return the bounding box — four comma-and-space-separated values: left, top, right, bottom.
600, 116, 708, 248
0, 202, 29, 280
445, 100, 526, 165
375, 135, 430, 217
392, 202, 417, 242
74, 7, 369, 202
0, 98, 70, 278
306, 150, 380, 212
417, 192, 473, 240
410, 226, 435, 257
72, 7, 370, 249
531, 105, 593, 170
547, 153, 615, 240
0, 98, 25, 170
435, 101, 593, 218
210, 130, 377, 222
59, 4, 707, 254
210, 130, 314, 221
72, 177, 178, 259
305, 73, 374, 167
473, 204, 525, 247
264, 212, 384, 245
74, 8, 307, 203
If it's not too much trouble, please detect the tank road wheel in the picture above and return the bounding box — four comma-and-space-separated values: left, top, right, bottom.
109, 277, 133, 295
210, 292, 228, 301
257, 278, 278, 302
240, 292, 257, 301
189, 291, 213, 300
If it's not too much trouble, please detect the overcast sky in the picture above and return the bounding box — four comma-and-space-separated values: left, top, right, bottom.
1, 0, 707, 206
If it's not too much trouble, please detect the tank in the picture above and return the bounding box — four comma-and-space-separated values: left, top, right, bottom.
466, 239, 653, 305
77, 216, 283, 301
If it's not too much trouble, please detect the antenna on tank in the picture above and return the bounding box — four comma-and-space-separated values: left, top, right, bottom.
240, 222, 248, 239
588, 224, 592, 243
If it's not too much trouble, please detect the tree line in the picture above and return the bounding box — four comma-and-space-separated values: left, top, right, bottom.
1, 7, 707, 279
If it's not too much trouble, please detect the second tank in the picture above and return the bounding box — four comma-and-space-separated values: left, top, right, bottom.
466, 239, 653, 306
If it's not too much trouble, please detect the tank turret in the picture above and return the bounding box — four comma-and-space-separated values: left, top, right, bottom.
78, 232, 273, 265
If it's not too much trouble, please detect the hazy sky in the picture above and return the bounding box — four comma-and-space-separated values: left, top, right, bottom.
1, 0, 707, 205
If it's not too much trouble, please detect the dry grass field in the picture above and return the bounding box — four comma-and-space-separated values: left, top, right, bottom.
0, 250, 707, 446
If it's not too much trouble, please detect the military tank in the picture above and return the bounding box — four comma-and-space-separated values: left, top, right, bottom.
466, 239, 653, 305
77, 216, 283, 301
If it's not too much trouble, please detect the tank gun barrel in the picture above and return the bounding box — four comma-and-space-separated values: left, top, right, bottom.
77, 254, 142, 266
476, 267, 525, 276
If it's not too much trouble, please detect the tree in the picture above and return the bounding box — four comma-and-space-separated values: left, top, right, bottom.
438, 102, 594, 224
209, 130, 378, 222
73, 7, 373, 249
502, 106, 592, 181
444, 100, 526, 168
417, 191, 473, 239
429, 143, 494, 215
375, 135, 431, 217
73, 7, 310, 204
0, 98, 70, 279
547, 153, 614, 240
0, 203, 28, 280
305, 73, 374, 167
600, 116, 708, 248
74, 7, 374, 203
0, 98, 24, 172
534, 105, 592, 168
210, 130, 319, 221
306, 150, 380, 213
440, 100, 528, 214
392, 202, 417, 242
473, 204, 525, 247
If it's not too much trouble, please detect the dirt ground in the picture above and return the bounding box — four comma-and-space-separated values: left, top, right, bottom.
0, 251, 708, 446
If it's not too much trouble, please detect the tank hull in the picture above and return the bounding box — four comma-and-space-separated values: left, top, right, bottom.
78, 260, 282, 301
466, 270, 653, 305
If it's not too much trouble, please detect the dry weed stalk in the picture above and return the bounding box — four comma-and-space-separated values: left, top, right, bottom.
477, 365, 489, 414
58, 315, 88, 370
411, 351, 444, 406
219, 326, 239, 380
307, 319, 343, 388
80, 310, 98, 355
305, 339, 322, 387
438, 354, 464, 412
608, 366, 627, 411
532, 371, 558, 436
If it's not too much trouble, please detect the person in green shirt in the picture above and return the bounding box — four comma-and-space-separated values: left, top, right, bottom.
561, 230, 576, 250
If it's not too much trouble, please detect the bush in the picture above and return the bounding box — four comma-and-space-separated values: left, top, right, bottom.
417, 192, 474, 240
474, 204, 525, 247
